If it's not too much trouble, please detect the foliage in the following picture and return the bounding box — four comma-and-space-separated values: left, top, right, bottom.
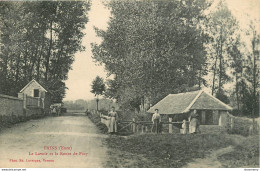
91, 76, 106, 111
92, 0, 210, 110
206, 0, 238, 100
91, 76, 106, 96
240, 23, 260, 117
228, 21, 259, 117
0, 1, 90, 102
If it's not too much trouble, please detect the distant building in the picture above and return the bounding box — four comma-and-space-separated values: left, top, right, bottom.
18, 79, 51, 113
20, 79, 47, 98
148, 90, 232, 127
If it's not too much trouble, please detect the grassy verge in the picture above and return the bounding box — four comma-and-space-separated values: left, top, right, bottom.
218, 135, 259, 168
87, 112, 108, 134
105, 133, 240, 168
87, 111, 259, 168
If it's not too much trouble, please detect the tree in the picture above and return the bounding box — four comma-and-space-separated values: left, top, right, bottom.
92, 0, 210, 112
227, 35, 243, 113
0, 1, 90, 102
91, 76, 106, 111
240, 22, 260, 118
207, 0, 238, 101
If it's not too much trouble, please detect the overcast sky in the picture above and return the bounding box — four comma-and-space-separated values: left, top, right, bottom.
64, 0, 260, 101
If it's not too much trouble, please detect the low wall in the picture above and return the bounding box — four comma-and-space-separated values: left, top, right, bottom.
26, 107, 44, 118
0, 94, 45, 126
0, 94, 24, 124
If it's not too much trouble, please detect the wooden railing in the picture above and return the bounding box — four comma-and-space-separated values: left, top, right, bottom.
131, 118, 186, 134
101, 114, 188, 134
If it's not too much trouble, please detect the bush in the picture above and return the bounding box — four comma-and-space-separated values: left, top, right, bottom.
228, 117, 259, 136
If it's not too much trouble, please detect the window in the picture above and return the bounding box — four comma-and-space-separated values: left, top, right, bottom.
34, 89, 39, 97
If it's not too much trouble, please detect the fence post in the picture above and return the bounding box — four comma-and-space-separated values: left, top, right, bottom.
142, 124, 144, 133
169, 117, 173, 134
230, 117, 234, 130
18, 93, 27, 109
37, 98, 40, 107
136, 123, 139, 133
201, 111, 206, 124
132, 118, 136, 133
145, 126, 148, 132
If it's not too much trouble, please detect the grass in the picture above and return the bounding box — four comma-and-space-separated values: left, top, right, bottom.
87, 112, 108, 134
86, 111, 259, 168
105, 133, 241, 168
218, 135, 260, 168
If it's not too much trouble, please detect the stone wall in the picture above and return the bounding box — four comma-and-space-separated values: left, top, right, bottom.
0, 93, 45, 126
0, 94, 25, 124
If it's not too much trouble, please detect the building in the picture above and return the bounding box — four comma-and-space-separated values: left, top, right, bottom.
148, 90, 232, 127
18, 79, 51, 113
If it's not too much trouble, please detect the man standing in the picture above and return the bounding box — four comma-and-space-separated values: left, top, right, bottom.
152, 109, 161, 133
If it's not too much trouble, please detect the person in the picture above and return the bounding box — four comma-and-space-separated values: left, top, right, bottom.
189, 110, 200, 134
108, 106, 118, 133
52, 107, 57, 116
57, 106, 60, 117
152, 109, 161, 133
182, 119, 189, 134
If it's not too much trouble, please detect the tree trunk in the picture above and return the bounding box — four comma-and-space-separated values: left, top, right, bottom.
97, 99, 99, 111
235, 74, 240, 115
29, 45, 39, 80
218, 27, 223, 93
15, 53, 21, 84
96, 96, 99, 111
252, 29, 256, 126
36, 32, 45, 81
211, 55, 218, 95
2, 49, 9, 93
53, 42, 64, 79
45, 20, 53, 82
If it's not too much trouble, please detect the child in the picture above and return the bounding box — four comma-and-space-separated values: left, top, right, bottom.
182, 119, 189, 134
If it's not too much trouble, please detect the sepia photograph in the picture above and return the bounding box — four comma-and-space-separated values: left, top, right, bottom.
0, 0, 259, 169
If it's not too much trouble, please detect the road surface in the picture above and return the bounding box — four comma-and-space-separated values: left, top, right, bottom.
0, 113, 108, 168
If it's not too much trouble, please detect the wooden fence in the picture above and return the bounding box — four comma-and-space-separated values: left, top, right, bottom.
101, 112, 259, 135
26, 96, 43, 108
101, 114, 185, 134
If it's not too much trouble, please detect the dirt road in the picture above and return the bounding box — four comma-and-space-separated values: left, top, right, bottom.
184, 146, 234, 168
0, 113, 108, 168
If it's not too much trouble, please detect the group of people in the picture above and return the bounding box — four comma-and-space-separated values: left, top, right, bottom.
151, 109, 200, 134
50, 106, 61, 116
106, 107, 201, 134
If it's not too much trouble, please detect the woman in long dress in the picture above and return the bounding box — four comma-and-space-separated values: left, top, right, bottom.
189, 110, 200, 134
108, 106, 118, 133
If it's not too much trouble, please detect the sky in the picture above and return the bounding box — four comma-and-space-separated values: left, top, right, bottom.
64, 0, 260, 101
64, 0, 110, 101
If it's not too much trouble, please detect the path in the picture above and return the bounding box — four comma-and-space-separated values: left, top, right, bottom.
185, 146, 234, 168
0, 113, 108, 168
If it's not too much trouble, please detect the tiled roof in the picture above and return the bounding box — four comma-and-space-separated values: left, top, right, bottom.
148, 90, 232, 114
